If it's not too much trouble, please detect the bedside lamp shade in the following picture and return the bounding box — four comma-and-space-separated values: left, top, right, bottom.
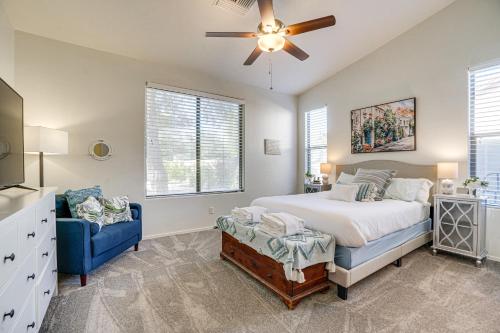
437, 162, 458, 179
25, 126, 68, 154
320, 163, 332, 175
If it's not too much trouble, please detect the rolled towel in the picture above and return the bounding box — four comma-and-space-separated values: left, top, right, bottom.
260, 212, 305, 236
231, 206, 268, 223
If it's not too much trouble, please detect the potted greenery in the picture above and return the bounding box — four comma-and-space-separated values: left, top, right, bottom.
463, 176, 489, 197
305, 171, 313, 184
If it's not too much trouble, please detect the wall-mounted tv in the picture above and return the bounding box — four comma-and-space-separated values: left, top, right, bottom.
0, 77, 24, 189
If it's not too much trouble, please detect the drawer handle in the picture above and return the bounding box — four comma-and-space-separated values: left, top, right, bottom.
51, 237, 57, 241
266, 273, 273, 279
27, 232, 36, 238
42, 252, 49, 257
3, 253, 15, 263
41, 218, 48, 223
27, 273, 36, 280
44, 289, 50, 296
27, 322, 36, 329
52, 269, 58, 274
50, 209, 56, 213
2, 309, 14, 321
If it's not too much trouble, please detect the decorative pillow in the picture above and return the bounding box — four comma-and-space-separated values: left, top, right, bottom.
76, 196, 104, 231
99, 195, 133, 225
352, 168, 396, 200
329, 184, 359, 202
384, 178, 434, 203
355, 183, 378, 202
336, 172, 355, 185
65, 186, 103, 218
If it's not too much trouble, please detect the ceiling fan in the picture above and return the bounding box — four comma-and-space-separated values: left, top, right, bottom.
206, 0, 336, 65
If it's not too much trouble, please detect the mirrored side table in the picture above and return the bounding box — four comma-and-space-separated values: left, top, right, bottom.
304, 183, 332, 193
432, 194, 487, 267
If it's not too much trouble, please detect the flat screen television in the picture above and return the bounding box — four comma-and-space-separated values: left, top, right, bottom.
0, 77, 24, 189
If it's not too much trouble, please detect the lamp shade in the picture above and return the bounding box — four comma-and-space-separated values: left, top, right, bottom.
437, 162, 458, 179
24, 126, 68, 154
320, 163, 333, 175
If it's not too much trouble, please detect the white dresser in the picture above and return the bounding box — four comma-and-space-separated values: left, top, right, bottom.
0, 188, 58, 333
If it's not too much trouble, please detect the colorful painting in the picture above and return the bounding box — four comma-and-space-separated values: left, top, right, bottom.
351, 98, 416, 154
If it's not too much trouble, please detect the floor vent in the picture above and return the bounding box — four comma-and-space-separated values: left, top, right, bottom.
213, 0, 257, 15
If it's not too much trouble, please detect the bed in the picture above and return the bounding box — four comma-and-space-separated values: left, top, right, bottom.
252, 160, 437, 300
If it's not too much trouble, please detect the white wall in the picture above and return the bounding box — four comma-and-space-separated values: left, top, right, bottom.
15, 32, 298, 238
298, 0, 500, 259
0, 1, 14, 85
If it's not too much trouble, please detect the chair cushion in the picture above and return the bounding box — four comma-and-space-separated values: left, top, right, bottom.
55, 195, 71, 218
91, 220, 141, 256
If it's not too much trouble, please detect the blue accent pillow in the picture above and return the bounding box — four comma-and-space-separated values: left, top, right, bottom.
64, 186, 103, 218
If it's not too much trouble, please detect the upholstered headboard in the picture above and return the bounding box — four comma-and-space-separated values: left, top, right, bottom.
335, 160, 437, 204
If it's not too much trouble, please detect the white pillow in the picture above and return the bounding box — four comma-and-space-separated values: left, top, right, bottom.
329, 184, 359, 202
384, 178, 434, 202
336, 172, 355, 185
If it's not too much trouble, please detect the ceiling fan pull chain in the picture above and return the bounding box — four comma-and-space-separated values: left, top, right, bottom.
268, 55, 273, 90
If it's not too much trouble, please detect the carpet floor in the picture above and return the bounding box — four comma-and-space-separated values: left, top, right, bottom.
41, 229, 500, 333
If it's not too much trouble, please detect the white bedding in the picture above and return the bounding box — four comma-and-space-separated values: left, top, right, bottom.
251, 192, 430, 247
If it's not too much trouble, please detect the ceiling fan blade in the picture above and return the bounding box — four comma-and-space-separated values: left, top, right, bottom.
243, 46, 263, 66
257, 0, 275, 29
286, 15, 336, 36
205, 32, 257, 38
283, 39, 309, 61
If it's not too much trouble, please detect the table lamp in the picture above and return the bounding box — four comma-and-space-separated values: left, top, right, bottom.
437, 162, 458, 195
320, 163, 333, 185
25, 126, 68, 187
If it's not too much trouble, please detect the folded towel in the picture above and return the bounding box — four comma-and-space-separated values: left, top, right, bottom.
260, 212, 305, 236
231, 206, 268, 223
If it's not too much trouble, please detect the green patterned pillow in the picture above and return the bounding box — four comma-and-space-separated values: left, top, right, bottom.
355, 183, 378, 202
76, 196, 104, 231
65, 186, 103, 218
99, 196, 133, 225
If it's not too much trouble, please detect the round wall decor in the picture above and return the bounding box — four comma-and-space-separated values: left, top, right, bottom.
89, 140, 112, 161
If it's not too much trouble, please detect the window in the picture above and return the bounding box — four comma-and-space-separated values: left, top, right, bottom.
305, 107, 327, 176
145, 83, 244, 197
469, 61, 500, 206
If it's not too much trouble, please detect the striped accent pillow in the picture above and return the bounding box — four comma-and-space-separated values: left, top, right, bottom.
355, 183, 378, 202
352, 168, 396, 200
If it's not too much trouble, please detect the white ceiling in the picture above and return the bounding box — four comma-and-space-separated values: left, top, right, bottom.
3, 0, 455, 95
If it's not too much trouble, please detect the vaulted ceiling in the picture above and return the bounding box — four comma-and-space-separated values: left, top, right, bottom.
3, 0, 455, 95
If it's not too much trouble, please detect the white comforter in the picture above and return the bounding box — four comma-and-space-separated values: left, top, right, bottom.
251, 192, 429, 247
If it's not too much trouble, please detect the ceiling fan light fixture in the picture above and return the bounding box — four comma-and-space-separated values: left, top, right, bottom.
258, 33, 285, 52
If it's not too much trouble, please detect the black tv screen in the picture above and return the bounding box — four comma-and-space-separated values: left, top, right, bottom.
0, 77, 24, 188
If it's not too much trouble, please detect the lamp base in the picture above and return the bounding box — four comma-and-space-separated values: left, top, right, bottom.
322, 175, 329, 185
440, 179, 455, 195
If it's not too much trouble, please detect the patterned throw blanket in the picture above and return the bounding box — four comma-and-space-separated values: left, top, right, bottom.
217, 216, 335, 283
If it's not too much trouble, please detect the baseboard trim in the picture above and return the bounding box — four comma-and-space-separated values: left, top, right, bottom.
487, 254, 500, 262
143, 226, 216, 240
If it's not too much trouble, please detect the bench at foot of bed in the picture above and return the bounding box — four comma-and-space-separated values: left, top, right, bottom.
220, 231, 331, 310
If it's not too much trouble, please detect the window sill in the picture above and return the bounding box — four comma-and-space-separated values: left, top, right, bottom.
145, 189, 245, 200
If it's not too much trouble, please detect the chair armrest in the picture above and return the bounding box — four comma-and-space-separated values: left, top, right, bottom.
56, 218, 92, 275
129, 203, 142, 242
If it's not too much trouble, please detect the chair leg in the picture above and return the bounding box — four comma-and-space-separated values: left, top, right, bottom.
80, 274, 87, 287
134, 243, 139, 251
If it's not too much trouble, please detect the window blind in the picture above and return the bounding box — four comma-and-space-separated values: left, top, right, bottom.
469, 61, 500, 206
305, 107, 327, 177
145, 84, 244, 197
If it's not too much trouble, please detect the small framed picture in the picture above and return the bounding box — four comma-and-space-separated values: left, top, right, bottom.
456, 187, 470, 195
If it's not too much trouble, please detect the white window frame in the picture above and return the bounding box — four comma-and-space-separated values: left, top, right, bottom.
304, 107, 328, 177
145, 82, 245, 198
468, 60, 500, 207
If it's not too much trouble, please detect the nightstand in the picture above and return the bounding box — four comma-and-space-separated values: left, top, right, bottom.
304, 183, 332, 193
432, 194, 487, 267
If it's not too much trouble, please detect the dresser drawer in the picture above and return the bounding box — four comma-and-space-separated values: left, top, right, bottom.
36, 253, 57, 326
36, 227, 57, 277
0, 252, 36, 333
0, 218, 19, 289
18, 206, 37, 261
12, 289, 36, 333
35, 194, 55, 243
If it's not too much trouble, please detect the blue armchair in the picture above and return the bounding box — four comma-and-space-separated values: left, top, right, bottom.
55, 195, 142, 286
